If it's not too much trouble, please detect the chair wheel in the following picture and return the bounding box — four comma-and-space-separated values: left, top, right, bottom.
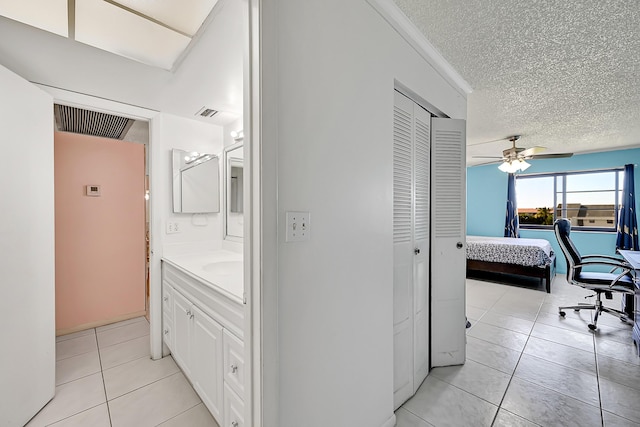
588, 324, 597, 330
559, 311, 566, 317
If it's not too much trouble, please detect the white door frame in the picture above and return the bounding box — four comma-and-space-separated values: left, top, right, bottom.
35, 84, 164, 359
245, 0, 263, 425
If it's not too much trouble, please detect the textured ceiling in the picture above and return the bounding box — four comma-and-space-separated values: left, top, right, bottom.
393, 0, 640, 165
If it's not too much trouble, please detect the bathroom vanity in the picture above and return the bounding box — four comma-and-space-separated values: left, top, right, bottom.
162, 251, 244, 427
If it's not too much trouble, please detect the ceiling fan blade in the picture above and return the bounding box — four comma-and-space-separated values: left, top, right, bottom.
519, 146, 547, 157
530, 153, 574, 159
472, 159, 502, 166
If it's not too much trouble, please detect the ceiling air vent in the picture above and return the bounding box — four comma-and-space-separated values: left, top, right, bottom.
195, 106, 219, 118
54, 104, 134, 140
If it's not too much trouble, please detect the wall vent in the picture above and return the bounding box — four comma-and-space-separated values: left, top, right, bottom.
54, 105, 134, 140
195, 106, 219, 118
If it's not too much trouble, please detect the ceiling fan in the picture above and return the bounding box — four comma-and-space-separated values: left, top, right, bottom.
474, 135, 573, 172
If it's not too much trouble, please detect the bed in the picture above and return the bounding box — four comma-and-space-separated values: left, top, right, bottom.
466, 235, 557, 293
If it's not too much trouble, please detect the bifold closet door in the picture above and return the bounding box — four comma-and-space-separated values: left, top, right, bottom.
431, 117, 466, 367
393, 90, 430, 409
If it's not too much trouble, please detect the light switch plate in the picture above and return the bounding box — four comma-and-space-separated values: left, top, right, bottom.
286, 211, 310, 242
166, 221, 180, 234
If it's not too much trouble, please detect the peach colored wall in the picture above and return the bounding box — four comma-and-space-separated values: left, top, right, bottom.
55, 132, 145, 331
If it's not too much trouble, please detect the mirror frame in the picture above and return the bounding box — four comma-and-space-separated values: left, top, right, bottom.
171, 149, 220, 214
223, 142, 244, 241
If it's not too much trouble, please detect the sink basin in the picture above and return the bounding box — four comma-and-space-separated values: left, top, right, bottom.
202, 260, 243, 275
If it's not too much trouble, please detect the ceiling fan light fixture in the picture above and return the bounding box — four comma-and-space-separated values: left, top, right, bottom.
498, 161, 516, 173
518, 159, 531, 171
498, 158, 530, 173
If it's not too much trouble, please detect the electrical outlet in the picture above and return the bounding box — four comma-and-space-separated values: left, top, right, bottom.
286, 211, 310, 242
166, 221, 181, 234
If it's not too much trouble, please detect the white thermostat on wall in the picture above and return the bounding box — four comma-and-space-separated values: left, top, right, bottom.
86, 185, 101, 196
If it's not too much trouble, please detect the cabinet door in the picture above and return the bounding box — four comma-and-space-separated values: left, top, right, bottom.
162, 282, 173, 319
223, 329, 245, 398
172, 290, 193, 377
163, 314, 174, 351
224, 382, 245, 427
192, 304, 224, 421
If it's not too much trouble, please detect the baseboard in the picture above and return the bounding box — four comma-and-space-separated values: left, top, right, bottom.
55, 310, 147, 336
381, 413, 396, 427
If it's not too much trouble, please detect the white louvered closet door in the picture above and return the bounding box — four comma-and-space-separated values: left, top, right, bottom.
393, 90, 431, 409
431, 118, 466, 367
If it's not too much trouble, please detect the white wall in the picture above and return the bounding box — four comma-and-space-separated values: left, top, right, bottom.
260, 1, 467, 426
157, 113, 225, 251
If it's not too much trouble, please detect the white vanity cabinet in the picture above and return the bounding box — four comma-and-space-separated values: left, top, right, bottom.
161, 260, 244, 426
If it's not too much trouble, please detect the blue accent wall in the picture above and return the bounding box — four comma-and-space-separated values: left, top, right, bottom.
467, 148, 640, 274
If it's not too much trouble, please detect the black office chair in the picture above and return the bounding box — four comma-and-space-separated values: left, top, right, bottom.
554, 218, 634, 330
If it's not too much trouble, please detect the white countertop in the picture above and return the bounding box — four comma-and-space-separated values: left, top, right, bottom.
162, 250, 243, 303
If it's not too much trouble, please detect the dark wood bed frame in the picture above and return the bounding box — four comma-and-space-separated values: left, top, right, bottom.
466, 253, 556, 293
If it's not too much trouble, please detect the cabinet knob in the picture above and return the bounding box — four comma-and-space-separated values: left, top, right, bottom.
164, 329, 169, 335
186, 309, 191, 316
163, 296, 168, 301
230, 364, 238, 373
232, 421, 239, 427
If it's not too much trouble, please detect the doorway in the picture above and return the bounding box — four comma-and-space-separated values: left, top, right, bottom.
53, 105, 149, 335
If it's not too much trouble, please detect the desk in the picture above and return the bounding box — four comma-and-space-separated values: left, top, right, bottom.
619, 250, 640, 270
619, 250, 640, 355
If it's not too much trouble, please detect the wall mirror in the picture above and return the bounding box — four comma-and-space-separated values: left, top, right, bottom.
172, 149, 220, 213
224, 143, 244, 239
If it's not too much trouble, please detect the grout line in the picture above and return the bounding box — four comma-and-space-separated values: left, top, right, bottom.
102, 353, 150, 372
593, 328, 605, 427
489, 298, 544, 426
107, 371, 183, 403
97, 333, 151, 352
43, 403, 106, 426
156, 402, 206, 426
55, 334, 100, 362
94, 328, 114, 427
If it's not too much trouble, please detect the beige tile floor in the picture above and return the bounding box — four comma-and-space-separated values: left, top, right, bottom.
24, 278, 640, 426
397, 276, 640, 427
26, 317, 219, 427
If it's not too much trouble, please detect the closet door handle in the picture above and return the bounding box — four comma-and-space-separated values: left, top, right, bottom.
414, 248, 420, 255
456, 242, 463, 249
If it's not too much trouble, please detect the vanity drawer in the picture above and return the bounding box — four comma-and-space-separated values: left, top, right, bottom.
163, 314, 173, 351
224, 382, 244, 427
223, 329, 244, 398
162, 283, 173, 319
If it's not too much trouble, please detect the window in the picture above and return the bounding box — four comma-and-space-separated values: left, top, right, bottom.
516, 168, 624, 231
